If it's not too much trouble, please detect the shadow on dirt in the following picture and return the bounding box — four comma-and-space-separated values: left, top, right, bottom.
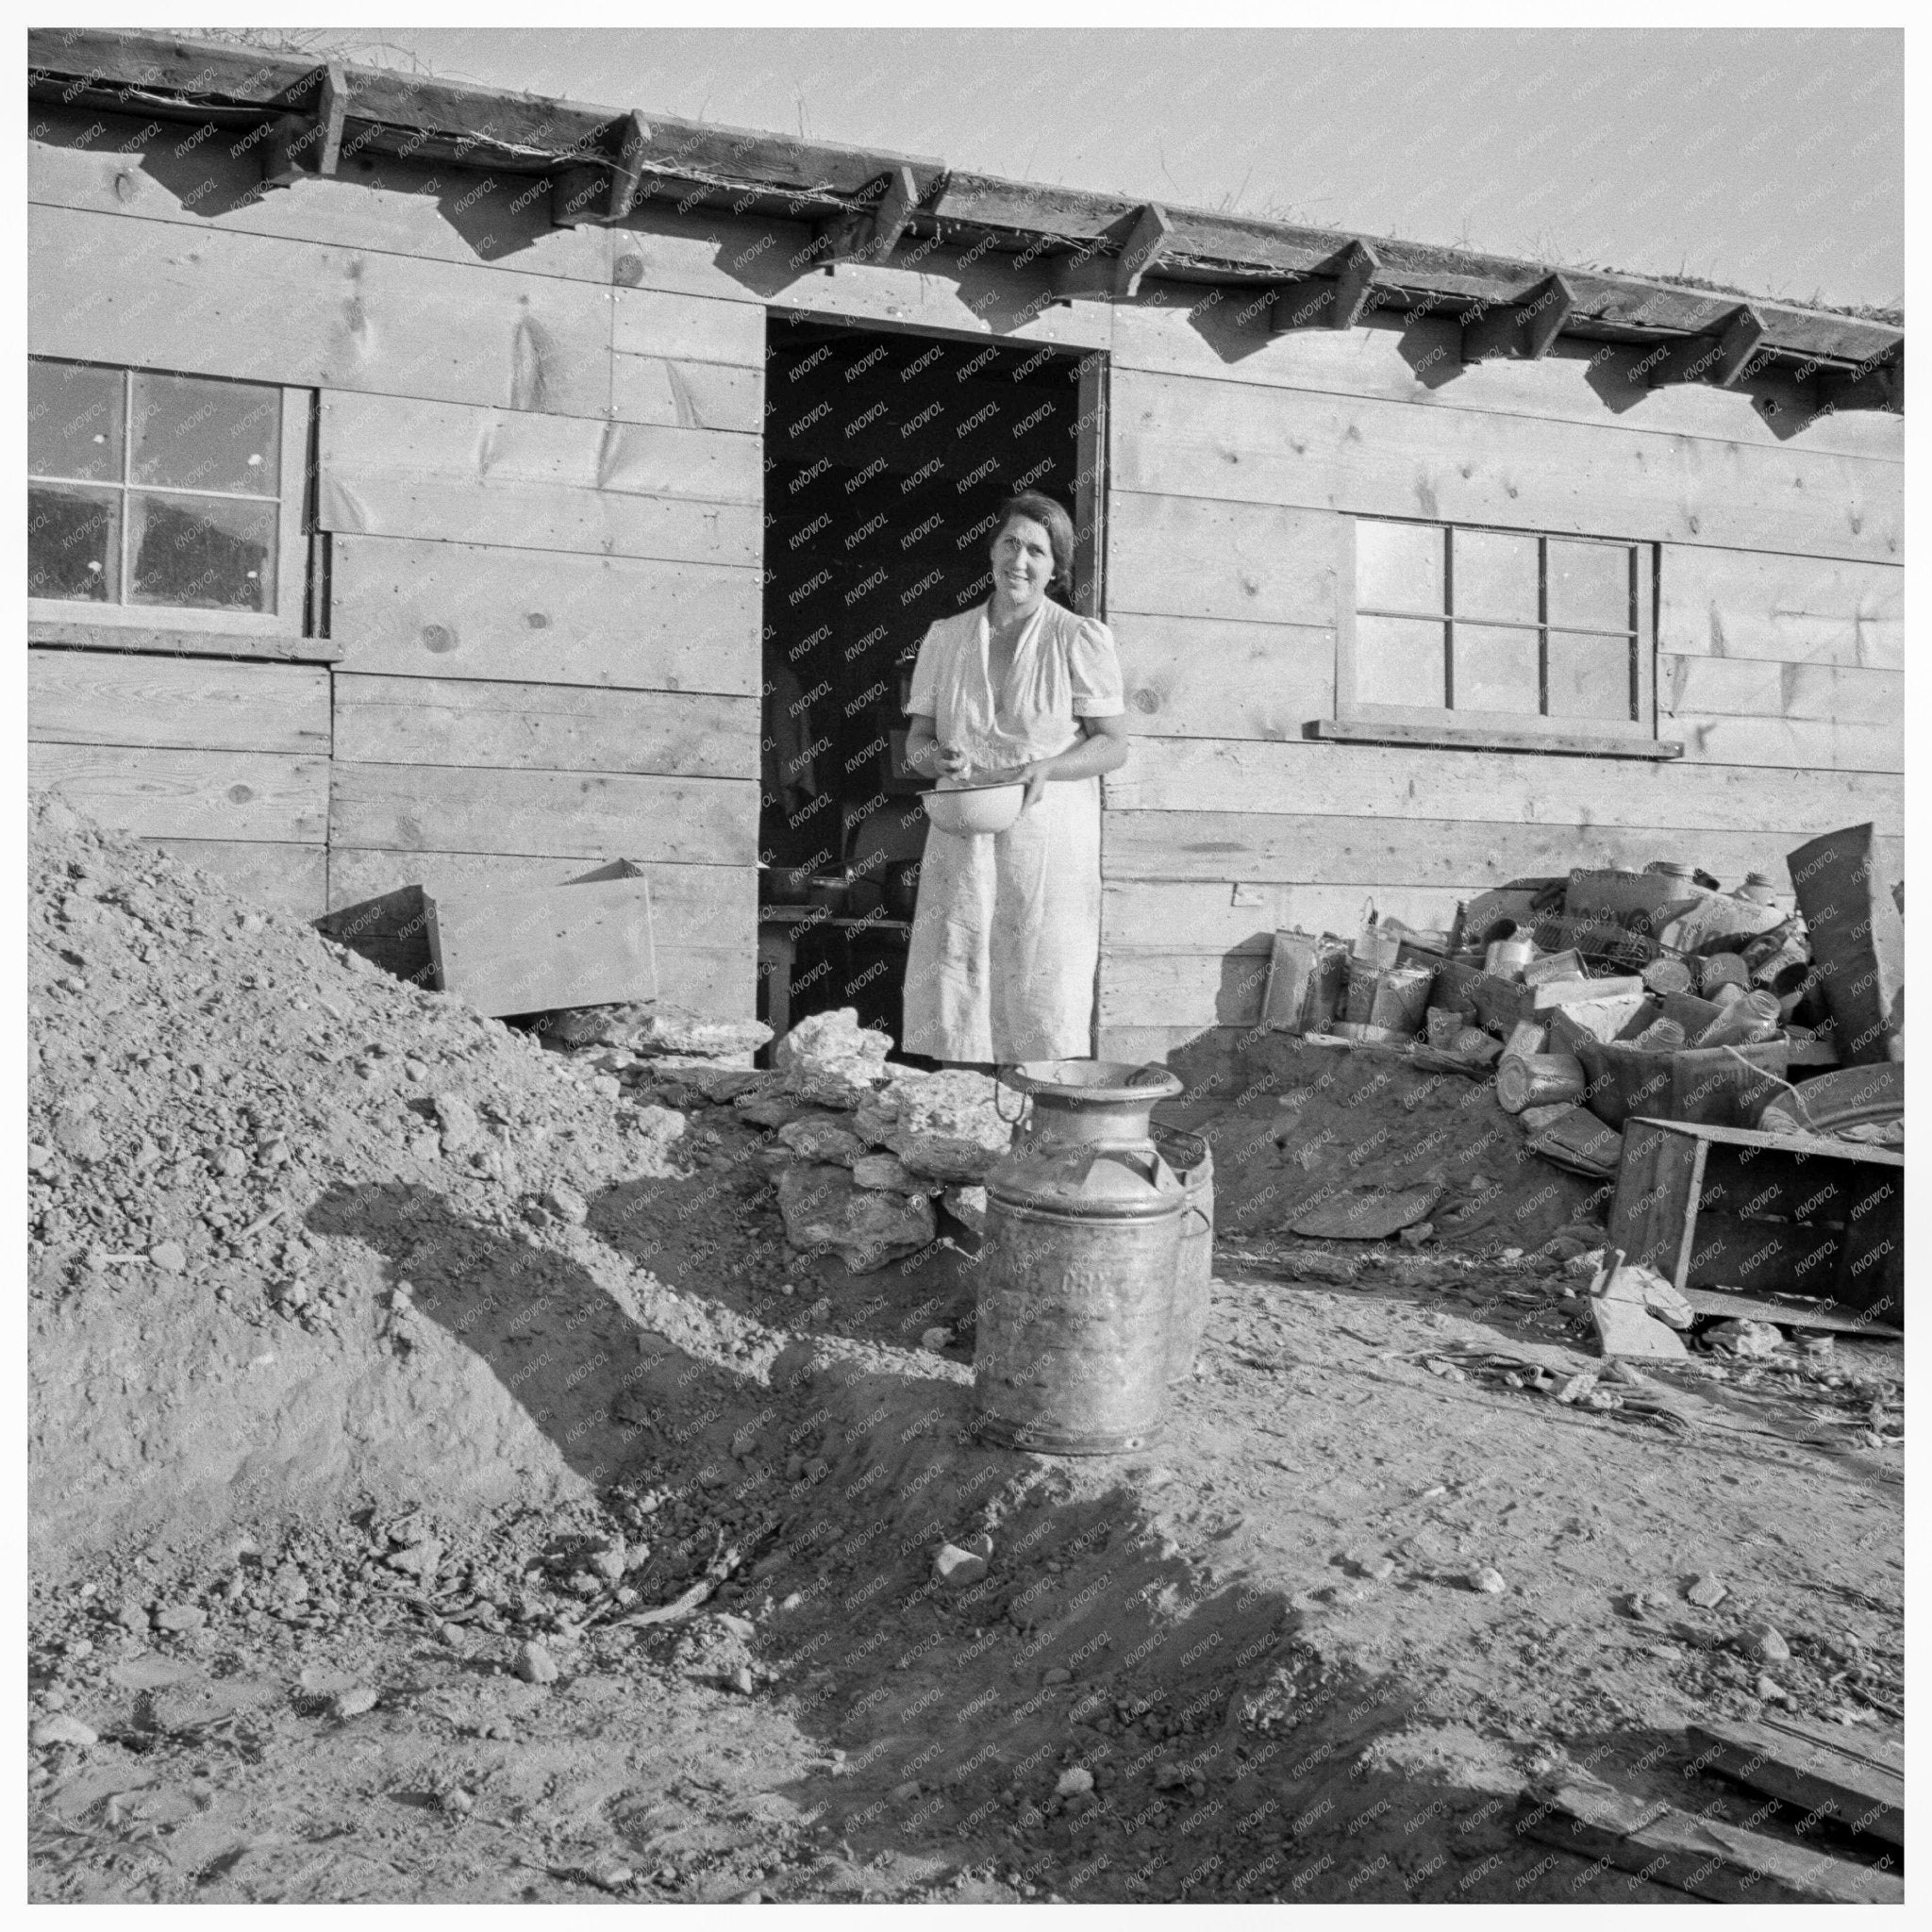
587, 1169, 982, 1360
298, 1180, 1642, 1903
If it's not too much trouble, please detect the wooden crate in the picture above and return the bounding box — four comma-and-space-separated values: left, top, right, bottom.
1607, 1117, 1903, 1322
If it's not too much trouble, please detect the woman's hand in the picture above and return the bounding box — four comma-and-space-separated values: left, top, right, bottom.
1019, 759, 1053, 812
933, 743, 970, 780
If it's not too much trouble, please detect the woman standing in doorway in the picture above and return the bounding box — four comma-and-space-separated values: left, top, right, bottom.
901, 491, 1130, 1067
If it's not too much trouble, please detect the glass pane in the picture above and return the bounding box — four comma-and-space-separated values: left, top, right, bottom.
129, 492, 277, 611
28, 485, 120, 601
131, 372, 281, 495
1452, 528, 1539, 624
1548, 630, 1635, 721
1356, 520, 1444, 615
1453, 623, 1541, 713
1355, 614, 1446, 708
1548, 541, 1631, 631
29, 360, 123, 482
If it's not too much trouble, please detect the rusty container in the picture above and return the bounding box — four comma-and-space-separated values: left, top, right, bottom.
974, 1060, 1187, 1454
1496, 1051, 1587, 1115
1152, 1124, 1215, 1385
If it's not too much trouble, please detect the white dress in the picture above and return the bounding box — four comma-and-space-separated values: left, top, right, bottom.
902, 598, 1124, 1063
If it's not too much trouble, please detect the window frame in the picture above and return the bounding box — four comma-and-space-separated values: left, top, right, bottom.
27, 357, 313, 639
1336, 515, 1661, 752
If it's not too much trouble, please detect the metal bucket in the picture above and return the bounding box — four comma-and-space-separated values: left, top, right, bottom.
974, 1060, 1187, 1454
1153, 1124, 1215, 1385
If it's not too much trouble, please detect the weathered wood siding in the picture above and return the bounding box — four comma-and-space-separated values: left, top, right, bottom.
1097, 295, 1904, 1060
26, 108, 1904, 1044
26, 106, 777, 1016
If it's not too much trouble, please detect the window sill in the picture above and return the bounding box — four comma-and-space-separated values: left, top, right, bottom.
1307, 719, 1683, 760
28, 618, 341, 664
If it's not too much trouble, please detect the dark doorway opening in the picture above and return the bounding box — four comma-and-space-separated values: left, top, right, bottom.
758, 315, 1101, 1056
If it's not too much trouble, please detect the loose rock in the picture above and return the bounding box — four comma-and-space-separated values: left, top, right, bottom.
514, 1641, 560, 1685
30, 1712, 98, 1749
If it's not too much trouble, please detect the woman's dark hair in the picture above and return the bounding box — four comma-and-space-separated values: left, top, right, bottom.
994, 491, 1076, 591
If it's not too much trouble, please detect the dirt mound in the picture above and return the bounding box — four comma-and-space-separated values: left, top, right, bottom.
1166, 1034, 1603, 1256
25, 794, 730, 1569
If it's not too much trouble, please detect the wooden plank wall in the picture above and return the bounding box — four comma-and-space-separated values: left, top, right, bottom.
25, 108, 767, 1015
1097, 296, 1905, 1061
27, 106, 1109, 1024
26, 108, 1903, 1041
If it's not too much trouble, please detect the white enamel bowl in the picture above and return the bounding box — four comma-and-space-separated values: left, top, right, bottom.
922, 779, 1026, 837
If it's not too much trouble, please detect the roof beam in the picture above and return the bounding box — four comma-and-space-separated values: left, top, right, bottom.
1460, 273, 1576, 363
551, 109, 653, 226
1113, 203, 1174, 300
1648, 304, 1769, 390
1268, 240, 1381, 335
1822, 351, 1904, 414
815, 164, 924, 268
261, 61, 346, 190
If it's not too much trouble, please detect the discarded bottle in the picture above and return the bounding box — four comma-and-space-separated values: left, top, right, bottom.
1693, 989, 1781, 1049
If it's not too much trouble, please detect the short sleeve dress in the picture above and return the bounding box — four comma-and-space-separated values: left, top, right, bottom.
902, 597, 1124, 1062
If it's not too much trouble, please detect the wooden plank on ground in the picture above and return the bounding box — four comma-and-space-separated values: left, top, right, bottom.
333, 675, 758, 780
611, 287, 767, 366
144, 839, 327, 917
328, 763, 758, 867
30, 651, 330, 755
1110, 616, 1335, 738
327, 849, 753, 952
28, 103, 617, 285
427, 877, 658, 1017
1111, 367, 1902, 564
1104, 736, 1907, 836
328, 536, 759, 692
1681, 1287, 1901, 1339
1657, 546, 1903, 669
29, 204, 615, 419
610, 354, 765, 433
1099, 811, 1901, 892
1107, 494, 1343, 626
1660, 656, 1904, 726
30, 743, 328, 844
1515, 1781, 1901, 1904
1686, 1717, 1904, 1850
1662, 712, 1902, 774
1607, 1120, 1703, 1281
317, 393, 760, 566
326, 848, 753, 1017
1108, 299, 1907, 464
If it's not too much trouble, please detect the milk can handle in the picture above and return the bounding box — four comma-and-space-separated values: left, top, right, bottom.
993, 1065, 1028, 1124
1155, 1124, 1208, 1169
1127, 1062, 1172, 1087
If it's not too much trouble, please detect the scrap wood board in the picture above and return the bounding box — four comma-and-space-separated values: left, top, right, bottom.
1516, 1779, 1902, 1904
1683, 1286, 1902, 1341
425, 872, 657, 1017
1685, 1714, 1903, 1850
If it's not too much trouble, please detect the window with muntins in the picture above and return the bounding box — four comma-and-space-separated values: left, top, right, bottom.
1342, 517, 1656, 745
27, 357, 310, 635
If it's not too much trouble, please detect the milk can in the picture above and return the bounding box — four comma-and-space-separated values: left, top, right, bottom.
974, 1060, 1188, 1455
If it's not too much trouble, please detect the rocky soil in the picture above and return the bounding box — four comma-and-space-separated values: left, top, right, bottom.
27, 800, 1904, 1905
